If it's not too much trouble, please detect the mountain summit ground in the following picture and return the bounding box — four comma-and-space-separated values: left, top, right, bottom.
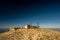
0, 28, 60, 40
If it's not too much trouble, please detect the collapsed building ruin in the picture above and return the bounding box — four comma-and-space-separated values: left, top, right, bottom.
9, 25, 40, 31
24, 25, 39, 29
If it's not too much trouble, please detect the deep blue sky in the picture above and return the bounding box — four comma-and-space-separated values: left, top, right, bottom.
0, 0, 60, 28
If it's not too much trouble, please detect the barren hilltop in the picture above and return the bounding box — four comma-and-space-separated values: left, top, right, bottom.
0, 25, 60, 40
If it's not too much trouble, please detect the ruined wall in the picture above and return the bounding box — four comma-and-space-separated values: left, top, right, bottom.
9, 27, 15, 31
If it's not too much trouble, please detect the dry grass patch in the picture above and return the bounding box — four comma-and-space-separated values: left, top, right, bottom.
0, 28, 60, 40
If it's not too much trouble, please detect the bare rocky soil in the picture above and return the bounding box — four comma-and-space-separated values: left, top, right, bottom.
0, 28, 60, 40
